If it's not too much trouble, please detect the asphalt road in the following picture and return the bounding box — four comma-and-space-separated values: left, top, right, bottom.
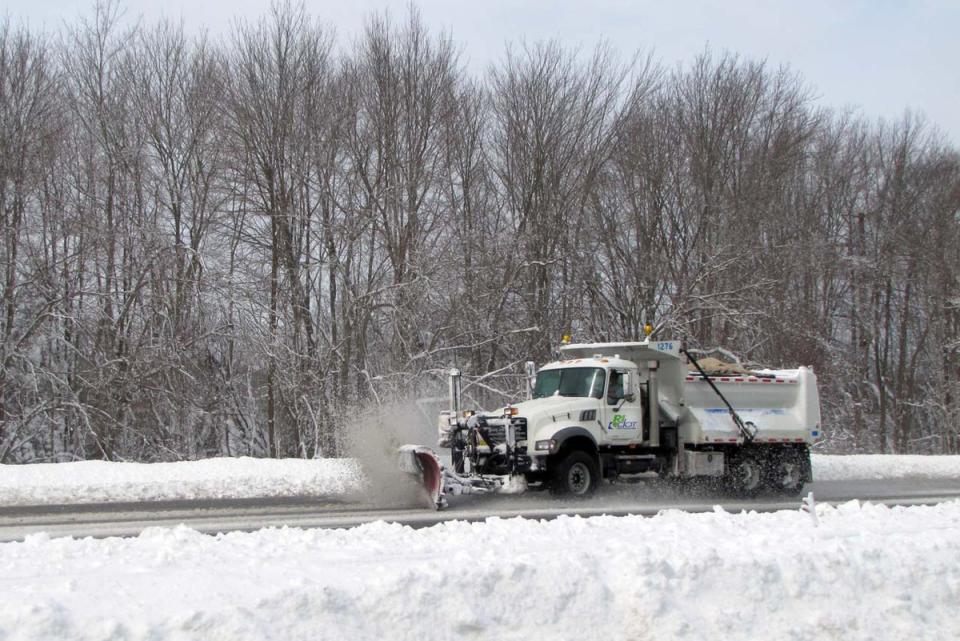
1, 478, 959, 542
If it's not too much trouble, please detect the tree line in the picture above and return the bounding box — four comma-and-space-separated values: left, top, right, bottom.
1, 2, 958, 462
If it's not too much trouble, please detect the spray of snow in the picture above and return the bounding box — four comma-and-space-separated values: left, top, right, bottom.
341, 396, 443, 508
496, 474, 528, 494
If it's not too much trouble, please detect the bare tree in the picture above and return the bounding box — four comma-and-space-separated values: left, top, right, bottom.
225, 1, 332, 456
0, 4, 958, 462
341, 7, 461, 376
487, 41, 657, 362
0, 18, 64, 461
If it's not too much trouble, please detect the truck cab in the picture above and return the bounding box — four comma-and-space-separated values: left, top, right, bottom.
441, 341, 683, 495
532, 357, 644, 445
526, 356, 649, 457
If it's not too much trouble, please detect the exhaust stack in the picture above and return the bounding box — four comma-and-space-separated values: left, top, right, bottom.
448, 368, 462, 416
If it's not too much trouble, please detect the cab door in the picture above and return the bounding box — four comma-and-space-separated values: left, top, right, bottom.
602, 369, 644, 443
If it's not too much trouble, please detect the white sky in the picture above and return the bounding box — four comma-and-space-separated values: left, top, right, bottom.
9, 0, 960, 146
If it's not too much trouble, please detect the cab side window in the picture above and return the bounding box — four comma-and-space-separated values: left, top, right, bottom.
607, 371, 624, 405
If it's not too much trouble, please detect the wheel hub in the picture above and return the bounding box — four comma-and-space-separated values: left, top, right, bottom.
737, 460, 761, 490
568, 462, 590, 494
779, 461, 801, 487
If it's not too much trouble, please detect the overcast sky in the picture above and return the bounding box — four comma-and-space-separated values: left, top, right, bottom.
8, 0, 960, 146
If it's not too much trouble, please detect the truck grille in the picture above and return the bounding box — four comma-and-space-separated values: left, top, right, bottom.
482, 418, 527, 444
512, 418, 528, 442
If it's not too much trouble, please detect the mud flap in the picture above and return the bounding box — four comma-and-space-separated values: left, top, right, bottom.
398, 445, 445, 509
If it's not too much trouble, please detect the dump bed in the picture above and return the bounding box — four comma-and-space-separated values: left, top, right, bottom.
679, 367, 821, 445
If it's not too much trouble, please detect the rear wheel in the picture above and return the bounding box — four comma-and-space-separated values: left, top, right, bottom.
765, 449, 808, 495
725, 453, 763, 497
550, 450, 599, 497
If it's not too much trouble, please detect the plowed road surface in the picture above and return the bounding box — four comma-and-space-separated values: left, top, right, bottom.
2, 478, 959, 542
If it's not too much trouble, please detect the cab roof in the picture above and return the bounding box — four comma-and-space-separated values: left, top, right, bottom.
539, 356, 637, 371
558, 340, 682, 363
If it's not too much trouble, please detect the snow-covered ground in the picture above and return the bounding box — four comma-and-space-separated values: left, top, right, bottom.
812, 454, 960, 481
2, 456, 958, 639
0, 499, 957, 641
1, 454, 958, 507
0, 457, 364, 506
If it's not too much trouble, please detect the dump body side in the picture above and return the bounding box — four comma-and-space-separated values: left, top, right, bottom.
677, 367, 821, 446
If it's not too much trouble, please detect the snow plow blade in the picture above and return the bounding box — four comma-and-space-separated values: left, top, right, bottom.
398, 445, 502, 509
398, 445, 445, 510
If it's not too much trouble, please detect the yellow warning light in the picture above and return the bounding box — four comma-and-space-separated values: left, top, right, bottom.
561, 334, 572, 345
506, 407, 519, 416
644, 324, 653, 337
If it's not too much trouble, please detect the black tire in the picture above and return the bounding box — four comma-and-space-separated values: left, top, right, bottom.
549, 450, 599, 497
765, 449, 808, 496
725, 453, 764, 497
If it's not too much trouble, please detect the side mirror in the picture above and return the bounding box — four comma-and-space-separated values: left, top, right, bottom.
623, 370, 636, 403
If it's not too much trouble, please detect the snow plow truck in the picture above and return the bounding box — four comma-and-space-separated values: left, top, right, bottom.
400, 338, 822, 509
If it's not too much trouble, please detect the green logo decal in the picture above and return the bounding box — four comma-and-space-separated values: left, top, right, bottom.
608, 414, 638, 431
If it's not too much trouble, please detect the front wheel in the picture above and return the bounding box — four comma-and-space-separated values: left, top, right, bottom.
550, 450, 599, 497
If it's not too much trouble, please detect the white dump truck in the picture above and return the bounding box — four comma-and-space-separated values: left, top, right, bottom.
401, 338, 822, 508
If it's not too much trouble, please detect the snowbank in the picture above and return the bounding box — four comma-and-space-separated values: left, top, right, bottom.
0, 457, 364, 506
1, 500, 958, 641
812, 454, 960, 481
1, 454, 958, 507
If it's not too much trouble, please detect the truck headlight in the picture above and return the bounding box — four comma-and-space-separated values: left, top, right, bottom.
535, 439, 556, 452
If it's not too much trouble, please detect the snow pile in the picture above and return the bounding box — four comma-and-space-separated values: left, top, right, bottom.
1, 500, 958, 641
813, 454, 960, 481
0, 457, 364, 505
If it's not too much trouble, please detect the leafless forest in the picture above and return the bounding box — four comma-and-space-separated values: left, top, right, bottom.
1, 2, 958, 463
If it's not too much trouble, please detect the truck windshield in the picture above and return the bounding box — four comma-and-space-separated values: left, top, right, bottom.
533, 367, 605, 399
